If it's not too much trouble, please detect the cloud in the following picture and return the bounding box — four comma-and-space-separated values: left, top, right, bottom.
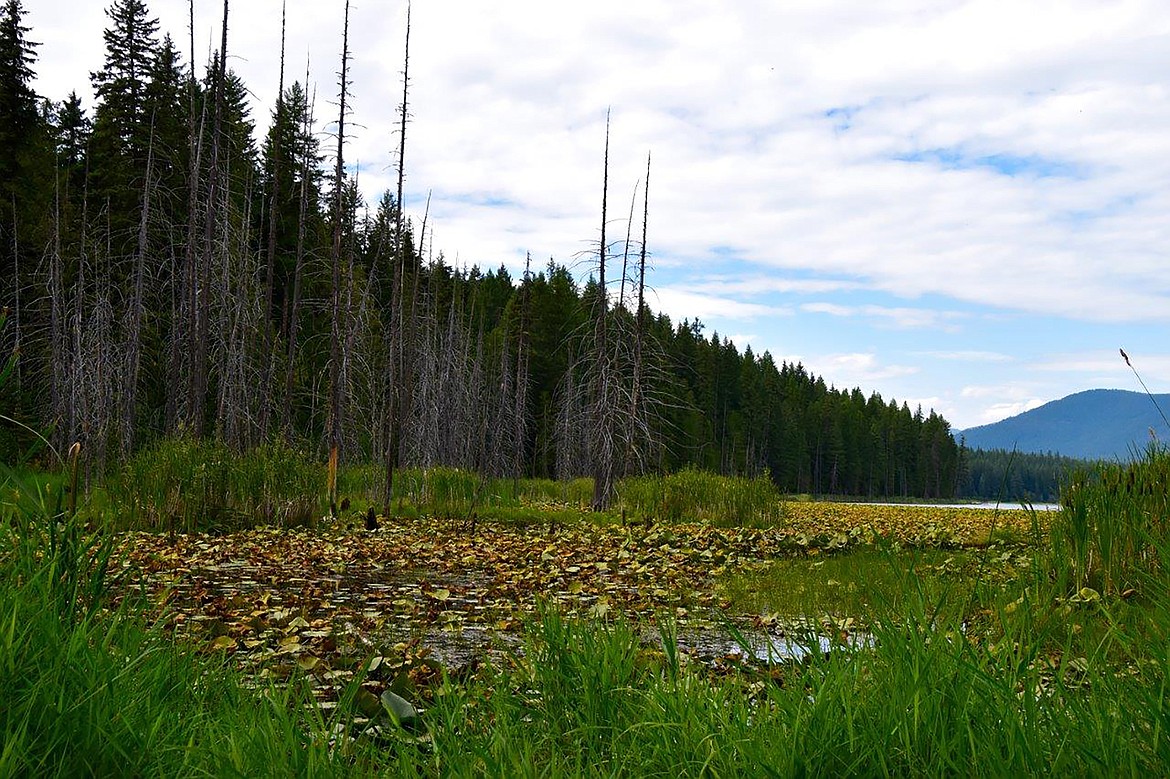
673, 275, 864, 297
800, 302, 965, 330
1034, 351, 1170, 391
802, 352, 920, 388
650, 287, 791, 323
919, 350, 1014, 363
29, 0, 1170, 327
26, 0, 1170, 437
958, 383, 1046, 422
971, 399, 1047, 427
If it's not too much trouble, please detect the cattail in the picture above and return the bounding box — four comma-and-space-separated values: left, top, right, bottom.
1121, 348, 1170, 434
67, 441, 81, 518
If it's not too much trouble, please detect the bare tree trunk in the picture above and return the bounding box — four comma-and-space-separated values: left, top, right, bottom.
512, 252, 532, 492
170, 0, 204, 434
618, 181, 639, 310
49, 157, 65, 443
191, 1, 230, 438
627, 151, 651, 474
384, 1, 411, 516
258, 1, 287, 442
591, 110, 615, 511
10, 196, 20, 395
121, 117, 156, 455
327, 0, 352, 511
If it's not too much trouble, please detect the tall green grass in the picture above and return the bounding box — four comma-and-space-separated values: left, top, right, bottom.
616, 466, 785, 526
375, 593, 1169, 776
101, 437, 324, 532
1054, 444, 1170, 595
90, 436, 786, 532
7, 431, 1170, 773
0, 451, 347, 774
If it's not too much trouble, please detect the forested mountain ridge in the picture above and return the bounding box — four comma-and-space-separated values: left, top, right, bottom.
0, 0, 963, 499
958, 389, 1170, 461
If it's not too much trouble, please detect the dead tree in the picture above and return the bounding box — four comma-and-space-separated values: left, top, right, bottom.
258, 0, 287, 441
192, 0, 231, 437
49, 156, 66, 444
591, 110, 616, 511
626, 151, 652, 474
512, 253, 532, 491
327, 0, 352, 510
169, 0, 204, 434
120, 117, 156, 455
384, 1, 411, 516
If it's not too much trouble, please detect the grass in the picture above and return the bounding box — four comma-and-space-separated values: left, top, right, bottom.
616, 466, 785, 527
361, 592, 1169, 776
1054, 443, 1170, 596
0, 454, 361, 775
6, 426, 1170, 774
68, 439, 786, 533
100, 437, 324, 533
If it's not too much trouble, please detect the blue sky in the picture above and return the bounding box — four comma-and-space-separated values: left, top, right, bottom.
28, 0, 1170, 430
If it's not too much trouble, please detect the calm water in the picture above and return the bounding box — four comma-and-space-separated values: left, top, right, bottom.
843, 501, 1061, 512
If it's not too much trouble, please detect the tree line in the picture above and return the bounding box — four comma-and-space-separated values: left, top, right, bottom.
0, 0, 964, 500
956, 448, 1088, 503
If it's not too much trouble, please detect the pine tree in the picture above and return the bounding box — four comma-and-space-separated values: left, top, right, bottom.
0, 0, 48, 413
91, 0, 159, 150
53, 92, 89, 193
89, 0, 161, 254
0, 0, 39, 193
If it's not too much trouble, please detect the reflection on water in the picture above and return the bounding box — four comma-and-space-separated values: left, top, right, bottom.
674, 627, 874, 664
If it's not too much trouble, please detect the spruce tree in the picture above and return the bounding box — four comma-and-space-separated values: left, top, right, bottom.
89, 0, 161, 253
0, 0, 48, 415
0, 0, 38, 191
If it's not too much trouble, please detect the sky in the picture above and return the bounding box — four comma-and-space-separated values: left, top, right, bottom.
26, 0, 1170, 431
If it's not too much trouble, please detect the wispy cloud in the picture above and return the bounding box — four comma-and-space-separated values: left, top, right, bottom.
651, 287, 791, 323
969, 399, 1047, 427
918, 350, 1014, 363
674, 275, 864, 297
804, 352, 920, 387
800, 302, 965, 330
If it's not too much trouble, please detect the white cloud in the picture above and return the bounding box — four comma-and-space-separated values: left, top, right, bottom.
804, 352, 920, 388
26, 0, 1170, 433
800, 302, 965, 330
971, 399, 1047, 426
650, 287, 790, 324
674, 275, 865, 297
920, 351, 1014, 362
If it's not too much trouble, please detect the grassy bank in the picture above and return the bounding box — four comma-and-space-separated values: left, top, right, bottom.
80, 439, 785, 532
4, 437, 1170, 774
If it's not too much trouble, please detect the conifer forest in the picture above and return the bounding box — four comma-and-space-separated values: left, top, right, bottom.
0, 0, 963, 501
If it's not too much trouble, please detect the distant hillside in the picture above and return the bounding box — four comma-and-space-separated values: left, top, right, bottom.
958, 389, 1170, 460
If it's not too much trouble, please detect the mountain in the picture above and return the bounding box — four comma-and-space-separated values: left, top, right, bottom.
957, 389, 1170, 460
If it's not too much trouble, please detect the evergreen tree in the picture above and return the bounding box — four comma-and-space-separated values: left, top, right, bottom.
0, 0, 49, 417
89, 0, 161, 253
0, 0, 39, 196
53, 92, 90, 190
260, 80, 323, 338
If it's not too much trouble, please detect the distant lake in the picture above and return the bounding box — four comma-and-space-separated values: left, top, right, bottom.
841, 501, 1061, 512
